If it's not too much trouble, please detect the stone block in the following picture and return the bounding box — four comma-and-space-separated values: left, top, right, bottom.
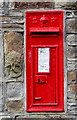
16, 116, 76, 119
6, 100, 24, 113
66, 18, 77, 32
68, 71, 76, 82
4, 32, 23, 54
68, 84, 77, 99
68, 90, 76, 99
0, 2, 4, 8
68, 105, 77, 112
5, 51, 23, 78
67, 99, 76, 103
4, 32, 23, 78
68, 83, 77, 100
55, 2, 77, 10
0, 116, 11, 120
14, 2, 54, 9
67, 60, 77, 71
1, 16, 24, 23
8, 2, 15, 9
2, 28, 24, 32
66, 11, 73, 18
74, 11, 77, 16
6, 82, 24, 99
0, 82, 3, 111
9, 10, 24, 17
2, 23, 23, 29
0, 32, 3, 81
69, 84, 77, 93
0, 98, 3, 112
67, 46, 77, 58
66, 34, 77, 45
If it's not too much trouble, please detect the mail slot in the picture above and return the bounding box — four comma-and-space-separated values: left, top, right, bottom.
26, 11, 64, 112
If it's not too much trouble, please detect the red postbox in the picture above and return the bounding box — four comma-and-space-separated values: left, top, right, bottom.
26, 11, 64, 112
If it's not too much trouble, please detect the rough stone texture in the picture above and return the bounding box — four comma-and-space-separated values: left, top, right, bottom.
14, 2, 54, 9
66, 11, 73, 18
5, 51, 23, 78
8, 10, 24, 17
1, 16, 24, 23
0, 32, 3, 81
2, 23, 24, 29
66, 10, 77, 116
16, 115, 76, 119
68, 71, 76, 82
6, 82, 24, 100
66, 19, 77, 32
68, 105, 77, 112
0, 116, 11, 119
55, 2, 77, 10
4, 32, 23, 78
67, 60, 77, 71
69, 84, 77, 93
8, 2, 15, 9
68, 90, 76, 100
0, 2, 4, 8
4, 32, 23, 54
68, 87, 77, 103
0, 82, 3, 111
67, 99, 76, 103
74, 11, 77, 16
6, 100, 24, 113
67, 46, 77, 58
66, 34, 77, 45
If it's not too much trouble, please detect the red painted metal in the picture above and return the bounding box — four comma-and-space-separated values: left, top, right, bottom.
30, 27, 59, 33
26, 11, 64, 112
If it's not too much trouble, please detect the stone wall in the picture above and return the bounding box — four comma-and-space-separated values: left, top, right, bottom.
0, 1, 77, 119
66, 11, 77, 116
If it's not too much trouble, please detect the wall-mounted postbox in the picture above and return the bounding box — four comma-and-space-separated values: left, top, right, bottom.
26, 11, 64, 112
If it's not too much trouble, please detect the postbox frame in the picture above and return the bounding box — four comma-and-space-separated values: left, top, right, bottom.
26, 10, 65, 112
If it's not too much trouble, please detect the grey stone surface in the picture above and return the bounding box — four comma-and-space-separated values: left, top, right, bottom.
16, 115, 76, 119
67, 99, 76, 103
5, 51, 23, 78
0, 82, 3, 111
68, 90, 76, 99
6, 82, 24, 99
8, 2, 15, 9
6, 100, 24, 113
67, 60, 77, 70
66, 18, 77, 32
66, 11, 73, 18
55, 2, 77, 10
0, 2, 4, 8
2, 28, 24, 32
68, 83, 77, 101
67, 46, 77, 58
66, 34, 77, 45
2, 23, 24, 29
1, 16, 24, 23
13, 0, 54, 2
0, 32, 3, 81
0, 116, 11, 119
4, 32, 23, 78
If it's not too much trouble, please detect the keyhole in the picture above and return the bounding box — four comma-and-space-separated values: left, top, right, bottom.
38, 79, 42, 83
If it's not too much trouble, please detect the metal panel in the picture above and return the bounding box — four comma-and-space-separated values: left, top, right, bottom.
26, 11, 64, 112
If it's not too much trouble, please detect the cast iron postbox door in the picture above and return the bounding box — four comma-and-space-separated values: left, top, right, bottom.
26, 11, 64, 112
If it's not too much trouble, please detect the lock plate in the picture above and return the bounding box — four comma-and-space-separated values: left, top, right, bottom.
35, 75, 47, 84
